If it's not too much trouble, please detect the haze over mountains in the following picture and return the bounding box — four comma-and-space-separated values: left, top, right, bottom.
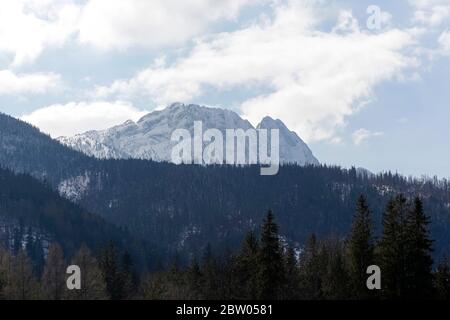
57, 103, 320, 166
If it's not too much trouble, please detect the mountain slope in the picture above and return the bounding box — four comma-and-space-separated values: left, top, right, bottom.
0, 167, 147, 267
0, 112, 92, 185
1, 112, 449, 263
58, 103, 319, 165
257, 116, 319, 165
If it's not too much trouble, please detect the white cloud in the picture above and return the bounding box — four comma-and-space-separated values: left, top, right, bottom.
96, 1, 417, 142
0, 0, 258, 65
438, 30, 450, 54
0, 0, 80, 66
332, 10, 360, 34
0, 70, 60, 94
412, 0, 450, 26
352, 128, 383, 146
21, 101, 147, 137
78, 0, 260, 49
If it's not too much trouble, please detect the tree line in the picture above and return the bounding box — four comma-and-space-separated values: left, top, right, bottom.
142, 195, 450, 300
0, 194, 449, 300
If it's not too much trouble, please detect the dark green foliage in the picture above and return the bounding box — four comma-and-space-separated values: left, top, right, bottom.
404, 198, 434, 298
376, 195, 434, 299
231, 231, 259, 299
299, 234, 323, 299
257, 211, 284, 300
282, 247, 301, 299
376, 195, 410, 299
321, 240, 350, 300
347, 195, 374, 299
0, 205, 447, 300
99, 242, 132, 300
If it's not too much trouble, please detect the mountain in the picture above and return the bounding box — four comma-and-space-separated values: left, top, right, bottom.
0, 112, 90, 184
0, 167, 149, 268
1, 112, 450, 264
58, 103, 319, 165
257, 116, 319, 165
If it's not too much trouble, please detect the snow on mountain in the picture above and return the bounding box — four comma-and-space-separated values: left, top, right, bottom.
257, 116, 319, 166
58, 132, 124, 159
58, 172, 91, 202
58, 103, 319, 166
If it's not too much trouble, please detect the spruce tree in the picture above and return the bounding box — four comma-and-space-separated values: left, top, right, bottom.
99, 242, 124, 300
322, 241, 350, 300
232, 231, 259, 299
376, 195, 409, 299
376, 195, 435, 299
299, 234, 322, 299
282, 246, 300, 299
404, 197, 434, 299
347, 195, 374, 299
257, 211, 284, 300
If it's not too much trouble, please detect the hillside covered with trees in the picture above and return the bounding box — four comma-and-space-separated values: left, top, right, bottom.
1, 113, 450, 267
0, 167, 150, 271
1, 199, 449, 300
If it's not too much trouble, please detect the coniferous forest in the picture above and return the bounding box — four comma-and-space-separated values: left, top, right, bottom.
1, 196, 449, 300
1, 114, 450, 300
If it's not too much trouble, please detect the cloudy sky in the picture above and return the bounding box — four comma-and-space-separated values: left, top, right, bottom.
1, 0, 450, 177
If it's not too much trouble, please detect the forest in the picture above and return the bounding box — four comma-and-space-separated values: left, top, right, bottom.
2, 112, 450, 266
1, 195, 449, 300
1, 112, 450, 300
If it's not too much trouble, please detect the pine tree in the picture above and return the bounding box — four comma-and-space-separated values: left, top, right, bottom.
322, 240, 350, 300
299, 234, 322, 299
41, 243, 66, 300
404, 197, 434, 299
435, 255, 450, 300
257, 211, 284, 300
232, 231, 260, 299
68, 244, 107, 300
282, 246, 300, 299
99, 242, 124, 300
376, 195, 433, 299
376, 195, 410, 299
347, 195, 374, 299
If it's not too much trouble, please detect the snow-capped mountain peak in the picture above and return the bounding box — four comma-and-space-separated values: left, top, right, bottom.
58, 103, 319, 165
257, 116, 319, 165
